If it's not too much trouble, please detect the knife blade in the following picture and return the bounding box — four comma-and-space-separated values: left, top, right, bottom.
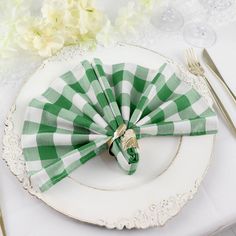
202, 48, 236, 104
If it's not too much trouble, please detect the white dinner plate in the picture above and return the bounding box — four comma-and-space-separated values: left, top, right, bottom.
2, 43, 215, 229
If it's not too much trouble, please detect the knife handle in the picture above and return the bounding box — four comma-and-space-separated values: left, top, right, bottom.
206, 65, 236, 105
203, 75, 236, 136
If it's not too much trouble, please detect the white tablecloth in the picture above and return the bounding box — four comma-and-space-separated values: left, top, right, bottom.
0, 4, 236, 236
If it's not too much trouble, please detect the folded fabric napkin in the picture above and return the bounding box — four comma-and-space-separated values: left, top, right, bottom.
21, 58, 218, 192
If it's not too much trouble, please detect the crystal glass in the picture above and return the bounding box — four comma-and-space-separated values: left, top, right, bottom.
183, 22, 216, 48
183, 0, 235, 47
200, 0, 235, 11
151, 1, 184, 32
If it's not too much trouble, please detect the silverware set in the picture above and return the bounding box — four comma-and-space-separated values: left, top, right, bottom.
185, 48, 236, 136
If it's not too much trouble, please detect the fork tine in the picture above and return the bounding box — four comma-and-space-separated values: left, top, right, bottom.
187, 49, 195, 69
190, 48, 197, 67
184, 50, 189, 67
189, 48, 193, 62
191, 48, 198, 64
185, 49, 192, 68
189, 48, 196, 64
186, 48, 201, 73
192, 48, 204, 72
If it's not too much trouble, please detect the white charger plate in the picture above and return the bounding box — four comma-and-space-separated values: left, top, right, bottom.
2, 43, 215, 229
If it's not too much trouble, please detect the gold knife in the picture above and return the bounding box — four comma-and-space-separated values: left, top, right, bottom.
203, 49, 236, 105
0, 210, 6, 236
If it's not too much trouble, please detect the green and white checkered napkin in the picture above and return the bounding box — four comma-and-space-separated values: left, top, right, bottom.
21, 58, 218, 192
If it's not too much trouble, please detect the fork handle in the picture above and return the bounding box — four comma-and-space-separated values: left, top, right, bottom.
203, 75, 236, 136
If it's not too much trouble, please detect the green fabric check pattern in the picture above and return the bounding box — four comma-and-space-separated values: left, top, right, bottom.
21, 58, 218, 192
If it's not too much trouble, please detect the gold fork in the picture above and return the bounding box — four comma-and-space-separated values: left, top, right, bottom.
185, 48, 236, 136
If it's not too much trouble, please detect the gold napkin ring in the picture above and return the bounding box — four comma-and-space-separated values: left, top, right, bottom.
107, 124, 139, 154
121, 129, 139, 151
107, 124, 127, 150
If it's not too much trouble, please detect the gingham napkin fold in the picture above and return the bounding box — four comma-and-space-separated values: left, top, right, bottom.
21, 58, 218, 192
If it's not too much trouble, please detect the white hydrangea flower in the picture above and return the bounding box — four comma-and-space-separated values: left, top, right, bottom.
115, 2, 144, 36
114, 0, 156, 38
40, 0, 105, 49
96, 19, 117, 46
15, 0, 106, 57
0, 0, 30, 58
16, 18, 64, 57
0, 0, 157, 58
139, 0, 154, 11
41, 0, 68, 28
